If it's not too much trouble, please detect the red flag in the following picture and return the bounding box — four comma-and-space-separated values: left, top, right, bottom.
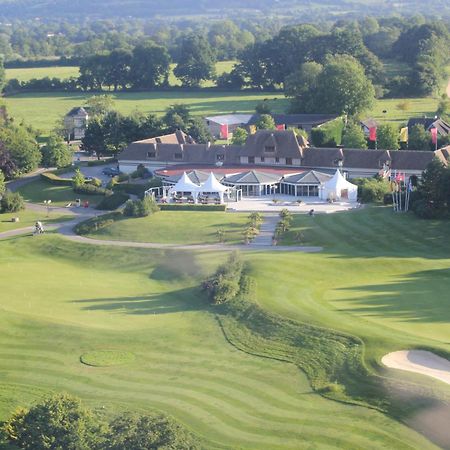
430, 127, 438, 145
369, 127, 377, 142
220, 124, 229, 140
276, 124, 285, 131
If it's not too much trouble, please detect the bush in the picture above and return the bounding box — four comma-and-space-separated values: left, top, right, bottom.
74, 184, 111, 196
96, 193, 130, 211
88, 177, 102, 187
74, 212, 123, 235
40, 172, 73, 186
159, 204, 227, 211
352, 177, 391, 203
123, 197, 159, 217
410, 198, 448, 219
0, 190, 25, 213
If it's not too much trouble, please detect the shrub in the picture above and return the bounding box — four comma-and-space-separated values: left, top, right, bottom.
74, 184, 111, 196
72, 168, 85, 188
40, 172, 73, 186
123, 197, 159, 218
116, 173, 130, 182
74, 212, 122, 235
88, 177, 102, 187
0, 190, 25, 213
353, 177, 391, 203
96, 193, 130, 211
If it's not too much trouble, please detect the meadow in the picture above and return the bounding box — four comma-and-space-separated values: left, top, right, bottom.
0, 208, 71, 232
1, 206, 450, 448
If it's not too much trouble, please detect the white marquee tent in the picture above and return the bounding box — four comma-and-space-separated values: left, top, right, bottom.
320, 170, 358, 202
168, 172, 200, 201
196, 172, 230, 204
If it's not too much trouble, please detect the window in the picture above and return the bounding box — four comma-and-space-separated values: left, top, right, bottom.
174, 153, 183, 160
248, 156, 255, 164
265, 146, 275, 152
147, 151, 156, 158
216, 154, 225, 161
260, 157, 265, 163
286, 158, 292, 165
275, 157, 280, 163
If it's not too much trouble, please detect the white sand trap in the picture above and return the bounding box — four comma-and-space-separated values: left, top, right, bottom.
382, 350, 450, 385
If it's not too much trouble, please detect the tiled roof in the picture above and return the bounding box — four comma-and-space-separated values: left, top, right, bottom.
240, 130, 305, 158
407, 118, 450, 136
223, 170, 282, 184
283, 170, 333, 184
66, 107, 88, 117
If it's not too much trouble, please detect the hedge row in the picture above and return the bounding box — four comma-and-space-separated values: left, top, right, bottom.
96, 193, 130, 211
74, 184, 112, 196
113, 183, 151, 197
74, 212, 123, 235
40, 172, 72, 186
159, 204, 227, 211
87, 158, 116, 167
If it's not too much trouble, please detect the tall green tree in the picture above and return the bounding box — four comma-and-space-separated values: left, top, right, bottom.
342, 122, 367, 148
409, 124, 431, 151
0, 169, 5, 196
174, 34, 216, 87
130, 42, 170, 89
255, 114, 276, 130
85, 95, 115, 118
377, 123, 400, 150
0, 56, 5, 92
231, 127, 248, 145
41, 134, 73, 168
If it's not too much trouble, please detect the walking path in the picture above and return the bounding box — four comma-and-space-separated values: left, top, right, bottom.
250, 214, 279, 247
382, 350, 450, 386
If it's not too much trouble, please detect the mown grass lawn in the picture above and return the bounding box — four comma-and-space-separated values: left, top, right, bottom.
17, 179, 105, 207
87, 211, 250, 245
0, 209, 72, 233
5, 66, 80, 82
0, 235, 438, 450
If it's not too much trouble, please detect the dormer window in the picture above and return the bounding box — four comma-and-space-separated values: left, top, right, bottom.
265, 146, 275, 152
174, 153, 183, 160
216, 154, 224, 161
147, 151, 156, 158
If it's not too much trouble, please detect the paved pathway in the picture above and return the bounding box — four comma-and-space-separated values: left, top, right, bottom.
250, 214, 278, 247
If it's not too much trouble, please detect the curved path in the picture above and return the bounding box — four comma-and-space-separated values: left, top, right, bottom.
382, 350, 450, 386
0, 205, 323, 253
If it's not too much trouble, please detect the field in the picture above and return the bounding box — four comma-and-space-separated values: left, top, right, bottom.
87, 211, 250, 244
0, 225, 444, 449
3, 91, 286, 135
17, 179, 105, 207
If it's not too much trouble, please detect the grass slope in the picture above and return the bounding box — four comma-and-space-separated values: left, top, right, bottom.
0, 235, 436, 449
0, 209, 71, 232
17, 179, 105, 207
87, 211, 250, 245
5, 66, 80, 82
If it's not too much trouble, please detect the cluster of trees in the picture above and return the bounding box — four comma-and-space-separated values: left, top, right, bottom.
80, 101, 211, 157
1, 393, 199, 449
411, 158, 450, 219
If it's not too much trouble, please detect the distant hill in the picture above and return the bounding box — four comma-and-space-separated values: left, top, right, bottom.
0, 0, 449, 20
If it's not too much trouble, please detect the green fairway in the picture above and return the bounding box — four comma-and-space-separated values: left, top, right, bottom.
0, 209, 71, 233
5, 66, 80, 82
0, 235, 438, 449
4, 90, 286, 135
87, 211, 250, 244
17, 179, 105, 207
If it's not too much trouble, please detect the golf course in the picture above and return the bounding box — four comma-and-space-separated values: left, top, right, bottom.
1, 205, 449, 449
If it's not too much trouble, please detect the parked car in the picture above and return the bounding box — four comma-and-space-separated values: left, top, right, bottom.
102, 167, 120, 177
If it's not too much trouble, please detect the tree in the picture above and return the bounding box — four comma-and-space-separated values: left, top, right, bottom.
231, 127, 248, 145
377, 124, 400, 150
104, 48, 132, 91
0, 56, 5, 92
0, 142, 18, 179
174, 34, 216, 87
0, 125, 41, 174
72, 168, 85, 188
164, 104, 191, 131
106, 412, 198, 450
409, 124, 431, 151
255, 101, 272, 114
315, 55, 375, 116
84, 95, 115, 118
129, 42, 170, 89
0, 169, 5, 196
436, 96, 450, 122
255, 114, 276, 130
342, 122, 367, 148
0, 190, 24, 213
81, 118, 106, 157
187, 117, 212, 144
3, 393, 106, 450
41, 134, 73, 168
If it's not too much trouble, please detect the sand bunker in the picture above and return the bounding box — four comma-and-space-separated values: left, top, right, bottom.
382, 350, 450, 385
